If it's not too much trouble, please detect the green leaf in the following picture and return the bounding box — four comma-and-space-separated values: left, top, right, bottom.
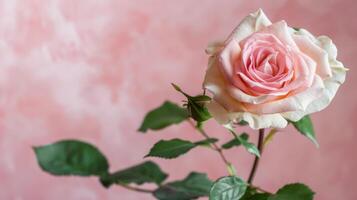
145, 138, 218, 159
240, 186, 256, 199
240, 186, 257, 200
225, 129, 260, 157
241, 187, 271, 200
249, 193, 271, 200
240, 139, 260, 157
209, 176, 247, 200
291, 115, 319, 147
232, 132, 260, 157
146, 138, 218, 159
194, 138, 218, 146
145, 139, 196, 159
100, 161, 167, 188
138, 101, 189, 133
268, 183, 315, 200
222, 133, 249, 149
154, 172, 213, 200
33, 140, 109, 176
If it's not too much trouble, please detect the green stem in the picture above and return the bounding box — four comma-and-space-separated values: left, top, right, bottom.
247, 129, 265, 184
119, 184, 154, 193
189, 121, 272, 193
188, 120, 234, 175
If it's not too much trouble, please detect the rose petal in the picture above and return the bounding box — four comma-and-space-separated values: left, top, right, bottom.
228, 9, 272, 42
234, 112, 288, 129
283, 62, 347, 121
245, 75, 325, 114
206, 99, 288, 129
294, 34, 332, 78
260, 21, 299, 50
219, 39, 241, 82
317, 35, 346, 69
228, 85, 281, 104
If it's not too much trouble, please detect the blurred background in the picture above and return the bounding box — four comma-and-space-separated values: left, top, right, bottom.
0, 0, 356, 199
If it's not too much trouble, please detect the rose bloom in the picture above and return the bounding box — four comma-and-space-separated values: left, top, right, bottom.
203, 9, 347, 129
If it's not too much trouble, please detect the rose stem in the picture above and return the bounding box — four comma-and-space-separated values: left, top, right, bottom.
189, 120, 271, 193
247, 128, 265, 184
119, 184, 154, 193
188, 120, 231, 168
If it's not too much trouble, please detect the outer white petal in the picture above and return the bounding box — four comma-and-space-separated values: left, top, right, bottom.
293, 34, 332, 78
207, 100, 288, 129
291, 28, 317, 42
206, 8, 273, 57
283, 35, 347, 121
237, 112, 288, 130
206, 100, 231, 125
293, 28, 345, 69
228, 9, 272, 42
260, 21, 298, 48
317, 36, 346, 69
282, 67, 346, 121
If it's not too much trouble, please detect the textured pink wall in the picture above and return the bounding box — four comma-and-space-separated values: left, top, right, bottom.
0, 0, 356, 199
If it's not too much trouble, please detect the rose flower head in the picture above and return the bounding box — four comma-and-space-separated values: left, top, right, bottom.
204, 9, 347, 129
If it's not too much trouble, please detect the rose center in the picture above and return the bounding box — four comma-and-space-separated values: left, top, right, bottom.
239, 33, 294, 84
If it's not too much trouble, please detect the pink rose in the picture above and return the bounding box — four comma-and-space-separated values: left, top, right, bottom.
204, 9, 347, 129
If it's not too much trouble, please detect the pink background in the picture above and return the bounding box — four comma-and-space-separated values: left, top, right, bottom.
0, 0, 356, 199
